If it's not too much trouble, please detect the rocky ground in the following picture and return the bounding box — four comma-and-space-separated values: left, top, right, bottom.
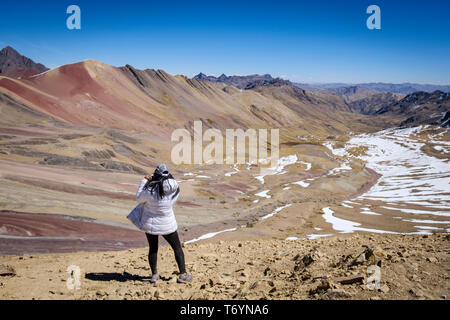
0, 233, 448, 300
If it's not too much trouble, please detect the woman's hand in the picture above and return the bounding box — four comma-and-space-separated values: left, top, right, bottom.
145, 174, 151, 180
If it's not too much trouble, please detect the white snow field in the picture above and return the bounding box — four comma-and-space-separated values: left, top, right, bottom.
320, 126, 450, 235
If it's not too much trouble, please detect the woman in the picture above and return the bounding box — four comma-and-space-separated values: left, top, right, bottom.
135, 164, 192, 283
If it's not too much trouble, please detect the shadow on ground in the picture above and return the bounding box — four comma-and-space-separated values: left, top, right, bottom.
85, 271, 173, 282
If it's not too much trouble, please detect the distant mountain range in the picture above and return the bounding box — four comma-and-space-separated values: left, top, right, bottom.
295, 82, 450, 95
193, 73, 281, 89
0, 46, 49, 78
193, 72, 449, 127
194, 72, 450, 96
0, 46, 448, 135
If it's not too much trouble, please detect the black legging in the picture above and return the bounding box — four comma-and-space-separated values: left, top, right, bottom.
145, 231, 186, 275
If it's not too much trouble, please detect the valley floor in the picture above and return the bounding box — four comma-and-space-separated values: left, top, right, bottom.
0, 125, 449, 300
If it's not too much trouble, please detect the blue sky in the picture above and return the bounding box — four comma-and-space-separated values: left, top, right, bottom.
1, 0, 449, 84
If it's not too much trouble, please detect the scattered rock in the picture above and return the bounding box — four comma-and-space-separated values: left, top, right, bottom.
309, 279, 333, 296
294, 249, 322, 270
350, 247, 386, 267
350, 250, 369, 266
368, 247, 387, 266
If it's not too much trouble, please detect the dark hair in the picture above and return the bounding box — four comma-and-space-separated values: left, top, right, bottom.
144, 173, 179, 199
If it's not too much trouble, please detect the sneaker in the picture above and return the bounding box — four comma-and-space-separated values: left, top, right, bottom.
150, 273, 160, 283
177, 272, 193, 283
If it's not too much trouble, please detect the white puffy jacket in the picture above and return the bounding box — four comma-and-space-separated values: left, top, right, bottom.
136, 178, 179, 235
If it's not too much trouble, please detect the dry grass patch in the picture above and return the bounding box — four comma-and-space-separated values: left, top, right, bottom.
346, 146, 369, 157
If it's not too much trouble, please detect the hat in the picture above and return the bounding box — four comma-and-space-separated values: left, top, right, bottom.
154, 163, 170, 177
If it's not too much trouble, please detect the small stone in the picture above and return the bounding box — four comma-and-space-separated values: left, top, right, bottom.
309, 279, 333, 296
295, 249, 322, 269
410, 274, 420, 282
249, 280, 272, 292
334, 274, 364, 285
208, 276, 222, 287
168, 277, 177, 283
370, 247, 387, 262
322, 288, 351, 300
409, 288, 424, 298
301, 272, 312, 281
379, 284, 390, 293
426, 257, 438, 263
350, 250, 369, 266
